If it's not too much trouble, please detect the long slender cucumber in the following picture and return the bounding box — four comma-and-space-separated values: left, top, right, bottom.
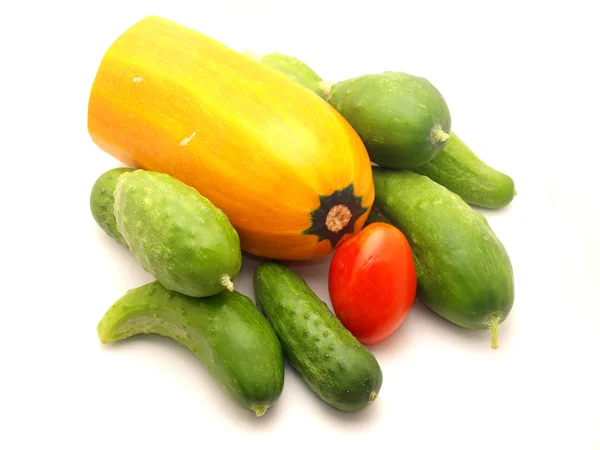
411, 132, 516, 209
372, 168, 515, 348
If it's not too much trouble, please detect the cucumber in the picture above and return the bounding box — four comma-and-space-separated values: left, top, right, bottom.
322, 71, 451, 169
364, 205, 392, 226
98, 281, 284, 417
114, 169, 242, 297
90, 167, 134, 245
372, 168, 514, 348
244, 51, 324, 97
253, 261, 383, 412
411, 132, 516, 209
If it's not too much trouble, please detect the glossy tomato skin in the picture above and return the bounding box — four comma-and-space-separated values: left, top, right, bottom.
328, 222, 417, 345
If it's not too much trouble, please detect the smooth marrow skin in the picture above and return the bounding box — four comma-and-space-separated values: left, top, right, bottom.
411, 132, 516, 209
372, 168, 514, 333
98, 281, 284, 416
90, 167, 134, 245
325, 71, 452, 169
249, 52, 325, 98
253, 261, 383, 412
87, 16, 374, 261
114, 170, 242, 297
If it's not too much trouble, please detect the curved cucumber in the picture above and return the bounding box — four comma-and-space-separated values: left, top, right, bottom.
90, 167, 134, 245
114, 170, 242, 297
323, 71, 451, 169
411, 132, 516, 209
372, 168, 514, 348
253, 261, 382, 412
245, 51, 325, 98
98, 281, 284, 417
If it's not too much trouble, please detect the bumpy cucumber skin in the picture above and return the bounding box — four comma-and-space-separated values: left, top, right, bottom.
257, 52, 325, 98
253, 261, 383, 412
411, 132, 516, 209
98, 281, 284, 416
114, 170, 242, 298
326, 71, 451, 169
372, 168, 514, 331
90, 167, 134, 245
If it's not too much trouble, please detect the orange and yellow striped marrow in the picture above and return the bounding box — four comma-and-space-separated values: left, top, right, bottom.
87, 16, 374, 260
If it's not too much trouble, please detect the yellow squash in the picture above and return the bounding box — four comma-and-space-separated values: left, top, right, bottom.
87, 16, 374, 260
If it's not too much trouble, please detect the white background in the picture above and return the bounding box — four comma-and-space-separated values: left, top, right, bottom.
2, 1, 599, 449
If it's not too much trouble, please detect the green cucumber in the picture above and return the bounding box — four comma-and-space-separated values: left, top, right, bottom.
322, 71, 451, 169
98, 281, 284, 417
244, 51, 324, 97
90, 167, 134, 245
411, 132, 516, 209
253, 52, 516, 208
364, 205, 392, 226
253, 261, 383, 412
114, 169, 242, 297
372, 168, 514, 348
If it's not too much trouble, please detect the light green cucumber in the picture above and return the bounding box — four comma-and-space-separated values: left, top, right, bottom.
98, 281, 284, 417
410, 131, 516, 209
372, 168, 514, 348
114, 169, 242, 297
244, 51, 324, 97
90, 167, 134, 245
253, 261, 383, 412
321, 71, 452, 169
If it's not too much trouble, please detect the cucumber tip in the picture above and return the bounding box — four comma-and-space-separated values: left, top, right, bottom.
252, 405, 268, 417
221, 275, 234, 292
318, 81, 334, 97
431, 124, 450, 143
369, 391, 378, 403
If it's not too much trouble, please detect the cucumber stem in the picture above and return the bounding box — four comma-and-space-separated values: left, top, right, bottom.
490, 317, 499, 349
369, 391, 378, 403
431, 124, 450, 143
252, 405, 268, 417
318, 81, 334, 97
220, 275, 234, 292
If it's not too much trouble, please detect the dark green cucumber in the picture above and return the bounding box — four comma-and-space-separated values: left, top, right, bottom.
90, 167, 134, 245
411, 132, 516, 209
365, 205, 392, 226
114, 169, 242, 297
98, 281, 284, 417
250, 53, 515, 209
372, 168, 514, 348
245, 51, 325, 97
253, 261, 382, 412
322, 71, 451, 169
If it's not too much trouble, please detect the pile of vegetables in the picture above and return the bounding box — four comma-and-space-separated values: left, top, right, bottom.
88, 16, 515, 417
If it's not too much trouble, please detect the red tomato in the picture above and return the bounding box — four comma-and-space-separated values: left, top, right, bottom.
328, 222, 417, 345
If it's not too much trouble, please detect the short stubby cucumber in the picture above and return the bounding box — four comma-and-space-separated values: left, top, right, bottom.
372, 168, 514, 348
98, 281, 284, 416
322, 71, 451, 169
244, 51, 325, 97
253, 261, 383, 412
90, 167, 134, 245
411, 132, 517, 209
114, 169, 242, 297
